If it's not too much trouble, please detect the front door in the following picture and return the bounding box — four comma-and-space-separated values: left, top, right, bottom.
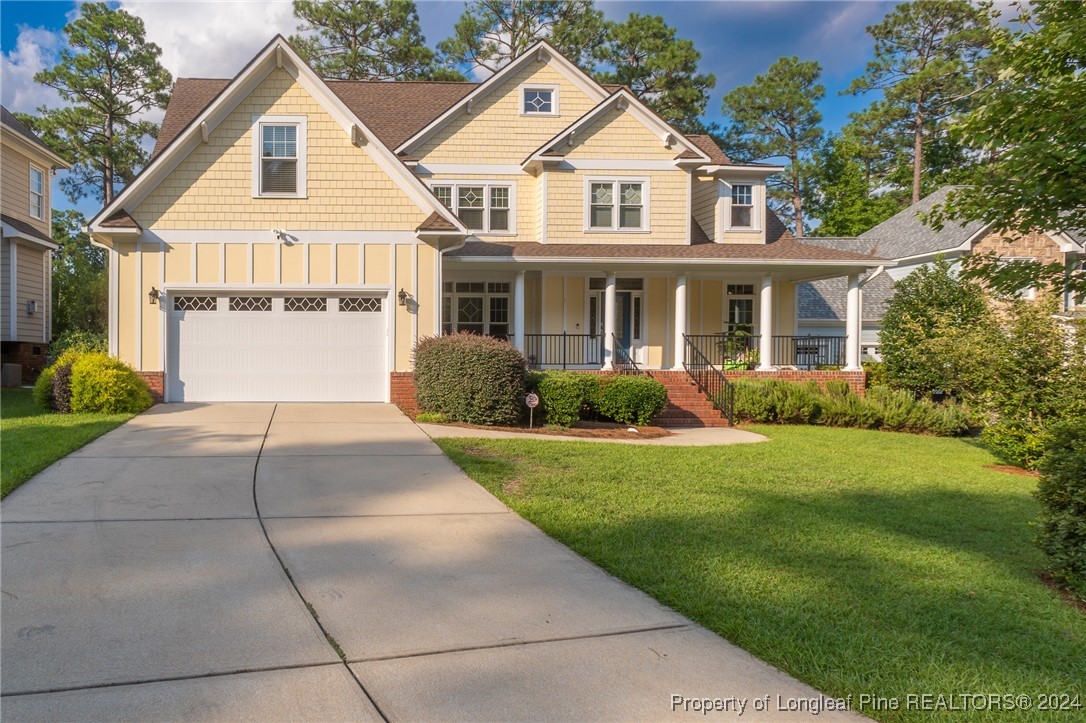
615, 291, 633, 349
588, 289, 642, 363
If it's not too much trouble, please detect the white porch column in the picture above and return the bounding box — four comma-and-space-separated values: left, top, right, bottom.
513, 270, 526, 352
844, 272, 862, 371
603, 272, 616, 369
757, 274, 775, 371
673, 274, 687, 369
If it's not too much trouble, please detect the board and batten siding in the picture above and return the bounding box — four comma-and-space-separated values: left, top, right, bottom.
114, 238, 441, 376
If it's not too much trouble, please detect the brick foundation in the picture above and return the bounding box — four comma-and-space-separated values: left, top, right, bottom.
0, 341, 48, 384
136, 371, 165, 404
390, 372, 418, 414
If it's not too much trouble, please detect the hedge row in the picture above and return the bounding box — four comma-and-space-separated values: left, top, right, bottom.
34, 350, 153, 415
529, 371, 668, 427
730, 379, 970, 436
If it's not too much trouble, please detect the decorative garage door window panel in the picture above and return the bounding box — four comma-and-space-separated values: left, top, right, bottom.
285, 297, 327, 312
340, 297, 382, 313
174, 296, 218, 312
230, 296, 273, 312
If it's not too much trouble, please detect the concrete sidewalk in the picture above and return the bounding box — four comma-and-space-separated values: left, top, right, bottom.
1, 403, 859, 721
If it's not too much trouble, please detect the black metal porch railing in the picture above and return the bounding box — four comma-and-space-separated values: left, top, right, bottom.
682, 334, 734, 426
612, 334, 641, 375
684, 334, 759, 369
523, 333, 604, 369
772, 335, 845, 370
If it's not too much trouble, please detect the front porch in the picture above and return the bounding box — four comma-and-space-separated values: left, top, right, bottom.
439, 269, 868, 373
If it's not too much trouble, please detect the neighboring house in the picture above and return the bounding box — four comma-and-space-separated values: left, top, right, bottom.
1, 105, 71, 383
798, 186, 1086, 357
89, 36, 888, 403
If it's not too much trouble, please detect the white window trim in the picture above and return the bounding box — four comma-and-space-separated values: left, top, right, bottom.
519, 83, 559, 116
28, 164, 45, 220
721, 180, 762, 233
583, 176, 650, 233
427, 180, 516, 236
251, 114, 308, 199
442, 281, 513, 337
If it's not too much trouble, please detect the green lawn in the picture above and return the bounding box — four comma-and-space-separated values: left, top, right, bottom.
1, 387, 132, 498
437, 426, 1085, 722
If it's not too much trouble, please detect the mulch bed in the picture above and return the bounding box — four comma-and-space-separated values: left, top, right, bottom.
984, 464, 1039, 477
419, 418, 672, 439
1040, 572, 1086, 616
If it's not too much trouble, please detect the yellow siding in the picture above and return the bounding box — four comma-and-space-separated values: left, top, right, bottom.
0, 143, 50, 237
253, 244, 276, 283
117, 245, 138, 366
701, 279, 723, 333
542, 275, 564, 333
224, 244, 247, 284
565, 276, 585, 333
688, 280, 702, 334
164, 243, 192, 284
394, 245, 412, 370
417, 244, 437, 337
416, 62, 600, 164
336, 244, 360, 285
775, 281, 796, 336
309, 244, 332, 284
525, 274, 541, 334
364, 244, 390, 285
546, 168, 687, 244
196, 243, 220, 284
141, 247, 162, 369
565, 105, 677, 160
280, 243, 304, 284
721, 231, 764, 245
646, 277, 668, 369
133, 68, 427, 231
692, 176, 717, 242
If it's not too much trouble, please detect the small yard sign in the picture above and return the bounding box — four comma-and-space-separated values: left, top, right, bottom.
526, 393, 539, 428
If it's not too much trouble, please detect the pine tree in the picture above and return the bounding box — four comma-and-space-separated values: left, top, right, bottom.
437, 0, 606, 74
846, 0, 993, 203
593, 14, 716, 135
720, 56, 823, 236
24, 3, 172, 204
806, 136, 901, 237
290, 0, 464, 81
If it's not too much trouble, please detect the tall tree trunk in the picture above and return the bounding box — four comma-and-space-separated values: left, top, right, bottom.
912, 102, 924, 205
103, 119, 114, 204
793, 181, 804, 238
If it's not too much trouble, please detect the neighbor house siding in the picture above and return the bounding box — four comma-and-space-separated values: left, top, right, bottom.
1, 145, 50, 236
13, 244, 46, 342
1, 239, 10, 339
414, 62, 600, 164
133, 68, 426, 231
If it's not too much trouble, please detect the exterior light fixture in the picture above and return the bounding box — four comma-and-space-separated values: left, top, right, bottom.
26, 300, 36, 315
148, 287, 161, 305
398, 288, 409, 306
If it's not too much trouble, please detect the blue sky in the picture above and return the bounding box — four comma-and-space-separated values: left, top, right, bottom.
1, 0, 901, 220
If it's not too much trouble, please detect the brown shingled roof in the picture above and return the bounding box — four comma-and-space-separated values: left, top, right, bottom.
686, 135, 730, 165
99, 209, 142, 229
416, 211, 459, 233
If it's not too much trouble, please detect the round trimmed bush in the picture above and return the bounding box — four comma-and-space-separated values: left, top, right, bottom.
414, 333, 527, 425
68, 352, 153, 414
534, 371, 601, 427
596, 375, 667, 426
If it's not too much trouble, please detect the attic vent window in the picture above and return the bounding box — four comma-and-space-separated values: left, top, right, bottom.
252, 115, 307, 198
522, 86, 557, 115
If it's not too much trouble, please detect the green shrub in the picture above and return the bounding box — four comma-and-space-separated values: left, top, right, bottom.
824, 379, 852, 398
413, 333, 527, 426
981, 421, 1050, 470
733, 379, 776, 422
596, 375, 668, 426
534, 371, 601, 427
52, 362, 75, 413
33, 366, 56, 410
926, 401, 971, 437
771, 381, 821, 424
862, 360, 887, 388
48, 329, 107, 364
819, 393, 883, 430
414, 412, 448, 423
1034, 423, 1086, 599
68, 352, 152, 414
868, 385, 915, 431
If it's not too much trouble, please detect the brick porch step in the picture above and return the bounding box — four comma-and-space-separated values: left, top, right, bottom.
647, 371, 730, 428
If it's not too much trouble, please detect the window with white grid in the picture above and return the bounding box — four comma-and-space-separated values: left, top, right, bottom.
430, 182, 513, 233
586, 179, 647, 231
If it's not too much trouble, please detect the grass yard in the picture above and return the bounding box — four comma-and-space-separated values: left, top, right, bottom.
437, 425, 1085, 722
1, 387, 132, 498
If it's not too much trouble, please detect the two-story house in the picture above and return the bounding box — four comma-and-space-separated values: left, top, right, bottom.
89, 36, 888, 404
1, 105, 71, 383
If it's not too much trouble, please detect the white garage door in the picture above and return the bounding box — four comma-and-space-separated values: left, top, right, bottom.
166, 293, 388, 402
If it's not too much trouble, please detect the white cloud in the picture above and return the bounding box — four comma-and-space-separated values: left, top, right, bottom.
1, 25, 65, 113
116, 0, 297, 80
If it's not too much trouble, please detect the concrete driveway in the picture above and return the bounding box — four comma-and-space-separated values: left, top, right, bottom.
1, 403, 858, 721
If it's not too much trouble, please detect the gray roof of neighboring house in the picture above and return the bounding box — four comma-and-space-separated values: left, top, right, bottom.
797, 272, 896, 322
855, 186, 988, 259
1, 105, 61, 160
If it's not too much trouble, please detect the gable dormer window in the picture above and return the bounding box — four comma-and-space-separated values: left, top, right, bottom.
731, 184, 753, 228
521, 85, 558, 115
252, 115, 307, 198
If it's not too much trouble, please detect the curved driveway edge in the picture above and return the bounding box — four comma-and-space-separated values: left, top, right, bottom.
1, 403, 860, 721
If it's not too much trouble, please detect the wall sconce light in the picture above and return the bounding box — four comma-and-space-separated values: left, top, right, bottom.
148, 287, 161, 305
26, 300, 36, 315
272, 228, 287, 242
398, 288, 409, 306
